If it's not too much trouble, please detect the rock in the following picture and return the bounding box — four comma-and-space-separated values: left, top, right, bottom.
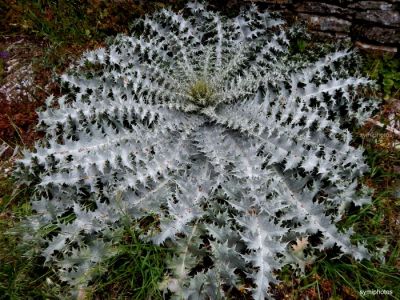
308, 0, 350, 4
355, 10, 400, 26
246, 0, 400, 49
247, 0, 292, 3
355, 41, 398, 54
353, 25, 400, 45
309, 30, 351, 41
299, 14, 352, 32
294, 2, 351, 18
348, 1, 394, 10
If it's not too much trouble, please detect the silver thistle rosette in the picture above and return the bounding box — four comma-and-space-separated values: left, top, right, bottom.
17, 2, 377, 299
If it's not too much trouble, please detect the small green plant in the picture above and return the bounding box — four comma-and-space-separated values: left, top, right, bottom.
364, 54, 400, 99
288, 23, 311, 55
290, 38, 308, 54
90, 222, 169, 299
18, 0, 94, 44
0, 176, 61, 299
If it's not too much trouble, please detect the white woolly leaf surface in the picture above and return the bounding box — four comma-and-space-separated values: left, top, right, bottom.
17, 2, 376, 299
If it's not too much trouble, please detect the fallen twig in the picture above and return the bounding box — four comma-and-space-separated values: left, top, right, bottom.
367, 118, 400, 138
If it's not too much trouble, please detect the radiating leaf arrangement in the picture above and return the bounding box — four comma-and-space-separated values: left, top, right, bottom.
17, 2, 378, 299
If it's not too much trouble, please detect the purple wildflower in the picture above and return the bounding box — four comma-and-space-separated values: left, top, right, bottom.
0, 51, 10, 59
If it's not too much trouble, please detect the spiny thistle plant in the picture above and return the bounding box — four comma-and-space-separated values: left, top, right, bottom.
17, 2, 378, 299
